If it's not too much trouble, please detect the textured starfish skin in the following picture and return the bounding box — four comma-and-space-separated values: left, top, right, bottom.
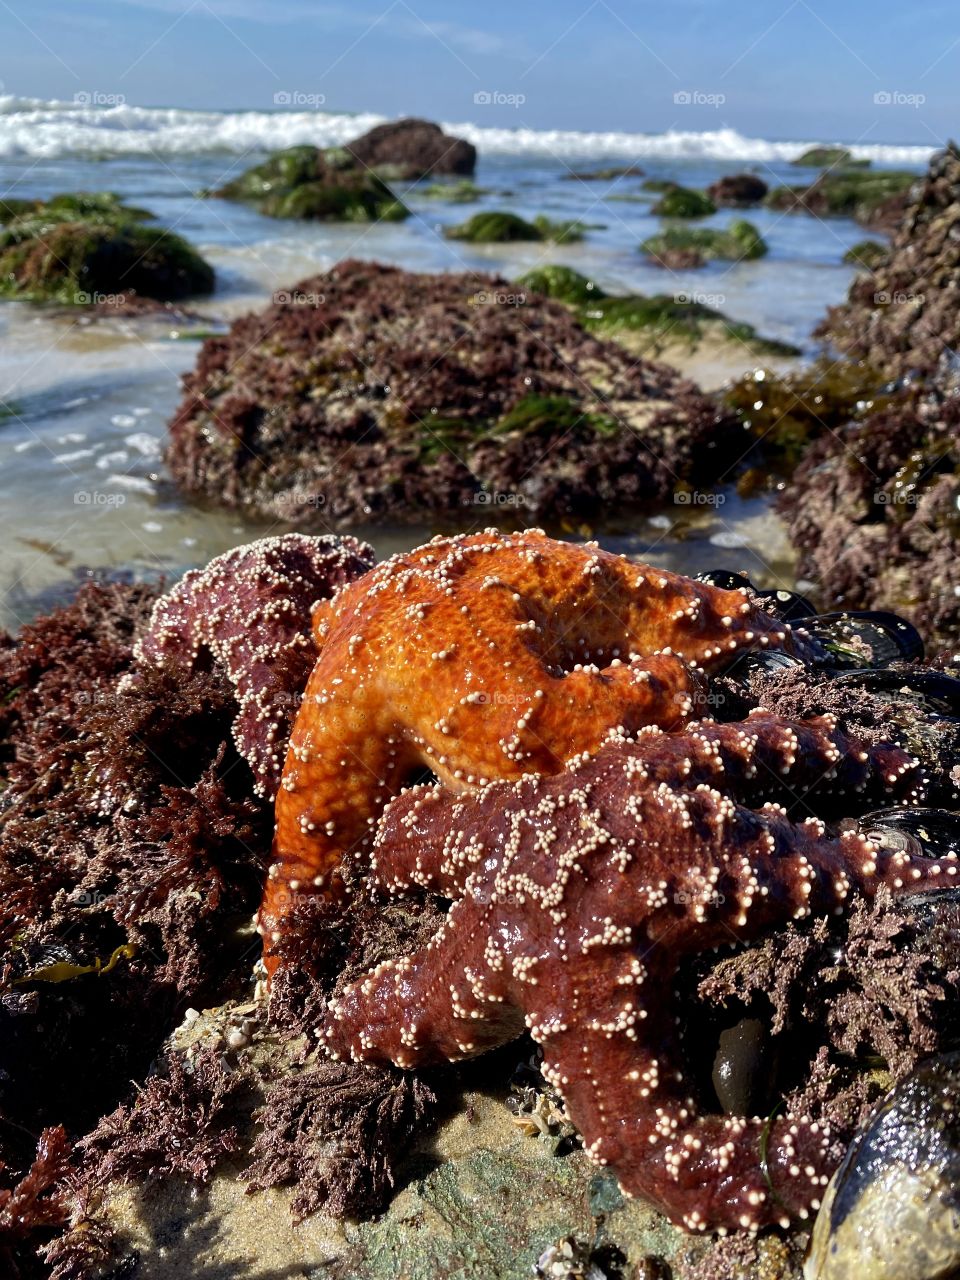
321, 711, 939, 1233
134, 534, 374, 799
261, 530, 814, 968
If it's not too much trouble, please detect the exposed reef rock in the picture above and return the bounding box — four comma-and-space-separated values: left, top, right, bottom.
765, 168, 917, 230
779, 367, 960, 653
706, 174, 768, 207
214, 145, 408, 221
0, 193, 214, 304
640, 220, 767, 268
346, 117, 476, 179
165, 259, 736, 527
818, 143, 960, 379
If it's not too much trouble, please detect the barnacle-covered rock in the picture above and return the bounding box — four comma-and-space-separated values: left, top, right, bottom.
818, 143, 960, 379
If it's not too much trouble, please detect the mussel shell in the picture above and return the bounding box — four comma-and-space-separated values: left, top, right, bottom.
696, 570, 818, 623
832, 668, 960, 718
858, 807, 960, 863
805, 1051, 960, 1279
807, 612, 925, 669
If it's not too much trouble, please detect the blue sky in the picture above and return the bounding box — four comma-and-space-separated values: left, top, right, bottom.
2, 0, 957, 143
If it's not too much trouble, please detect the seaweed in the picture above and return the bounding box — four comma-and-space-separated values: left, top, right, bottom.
245, 1062, 437, 1220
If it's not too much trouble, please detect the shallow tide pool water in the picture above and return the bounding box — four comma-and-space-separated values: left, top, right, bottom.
0, 116, 925, 631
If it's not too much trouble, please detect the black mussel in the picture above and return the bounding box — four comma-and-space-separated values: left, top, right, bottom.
832, 667, 960, 718
858, 807, 960, 863
805, 1051, 960, 1279
696, 570, 818, 622
807, 611, 924, 669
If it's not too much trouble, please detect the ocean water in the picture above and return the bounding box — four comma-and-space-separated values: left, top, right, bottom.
0, 99, 932, 630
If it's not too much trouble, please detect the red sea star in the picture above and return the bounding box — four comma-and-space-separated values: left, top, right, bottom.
134, 534, 374, 799
321, 710, 941, 1233
261, 530, 815, 971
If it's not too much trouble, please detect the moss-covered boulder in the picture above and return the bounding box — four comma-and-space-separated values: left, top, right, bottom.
214, 146, 408, 222
818, 144, 960, 379
764, 169, 917, 229
791, 146, 869, 168
0, 192, 214, 304
842, 239, 888, 269
518, 265, 798, 363
706, 174, 768, 207
345, 117, 476, 179
651, 185, 716, 217
166, 259, 739, 526
444, 212, 589, 244
640, 219, 767, 268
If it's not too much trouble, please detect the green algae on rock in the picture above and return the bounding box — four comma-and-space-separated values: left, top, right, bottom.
651, 185, 717, 217
166, 258, 739, 527
418, 179, 491, 202
791, 146, 869, 169
842, 239, 888, 270
724, 358, 891, 483
640, 219, 767, 268
765, 169, 917, 229
444, 211, 590, 243
517, 264, 798, 361
214, 145, 408, 222
0, 192, 214, 304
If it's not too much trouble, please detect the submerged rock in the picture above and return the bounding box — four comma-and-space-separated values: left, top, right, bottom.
0, 192, 214, 304
214, 145, 408, 221
345, 117, 476, 179
818, 143, 960, 379
166, 258, 736, 527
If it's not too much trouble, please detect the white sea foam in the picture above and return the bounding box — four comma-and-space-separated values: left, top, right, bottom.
0, 97, 934, 167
